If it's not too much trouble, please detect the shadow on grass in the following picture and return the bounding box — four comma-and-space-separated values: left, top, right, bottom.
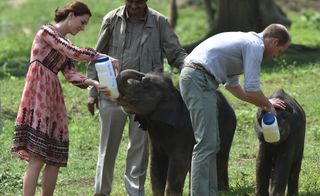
262, 44, 320, 72
0, 60, 29, 78
219, 187, 320, 196
219, 186, 255, 196
299, 191, 320, 196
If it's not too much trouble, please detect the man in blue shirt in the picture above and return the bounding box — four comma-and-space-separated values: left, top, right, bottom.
179, 23, 290, 195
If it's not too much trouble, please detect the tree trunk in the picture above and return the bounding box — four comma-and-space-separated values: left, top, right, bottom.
214, 0, 261, 32
204, 0, 217, 27
258, 0, 291, 27
182, 0, 291, 53
169, 0, 178, 27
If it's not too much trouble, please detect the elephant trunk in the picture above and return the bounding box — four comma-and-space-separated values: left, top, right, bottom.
116, 69, 145, 95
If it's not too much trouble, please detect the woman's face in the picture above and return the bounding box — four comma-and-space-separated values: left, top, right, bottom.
68, 13, 90, 35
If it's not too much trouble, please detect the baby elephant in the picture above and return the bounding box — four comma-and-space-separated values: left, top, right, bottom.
116, 69, 236, 195
255, 89, 306, 196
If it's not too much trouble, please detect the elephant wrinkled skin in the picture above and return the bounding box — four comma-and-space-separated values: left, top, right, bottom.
116, 69, 237, 195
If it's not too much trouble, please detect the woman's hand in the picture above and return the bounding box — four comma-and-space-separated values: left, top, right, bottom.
84, 78, 99, 88
98, 86, 111, 97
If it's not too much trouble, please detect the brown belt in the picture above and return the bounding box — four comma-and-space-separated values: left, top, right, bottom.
184, 63, 214, 79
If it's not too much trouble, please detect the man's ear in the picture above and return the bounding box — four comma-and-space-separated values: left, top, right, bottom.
273, 38, 280, 47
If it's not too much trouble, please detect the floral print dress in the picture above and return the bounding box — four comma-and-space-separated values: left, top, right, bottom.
12, 24, 99, 167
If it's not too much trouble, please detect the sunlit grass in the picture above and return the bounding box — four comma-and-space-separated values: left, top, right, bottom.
1, 0, 320, 195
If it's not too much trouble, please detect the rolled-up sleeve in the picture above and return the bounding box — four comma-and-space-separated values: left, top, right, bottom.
225, 75, 240, 87
242, 42, 263, 92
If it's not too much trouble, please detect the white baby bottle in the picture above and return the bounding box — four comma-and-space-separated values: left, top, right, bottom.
261, 112, 280, 143
95, 55, 119, 99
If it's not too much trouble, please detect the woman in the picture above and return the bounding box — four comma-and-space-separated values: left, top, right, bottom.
11, 1, 117, 195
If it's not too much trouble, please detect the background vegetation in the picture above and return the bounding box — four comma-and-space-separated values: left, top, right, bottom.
0, 0, 320, 195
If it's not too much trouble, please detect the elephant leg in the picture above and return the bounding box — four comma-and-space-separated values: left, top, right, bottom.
270, 152, 293, 196
216, 110, 236, 191
287, 154, 303, 196
256, 144, 272, 196
216, 152, 229, 191
165, 156, 190, 196
150, 148, 168, 196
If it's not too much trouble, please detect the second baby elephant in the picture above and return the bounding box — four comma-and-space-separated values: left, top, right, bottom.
255, 89, 306, 196
116, 69, 237, 195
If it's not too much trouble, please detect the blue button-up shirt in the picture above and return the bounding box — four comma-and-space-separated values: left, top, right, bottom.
185, 31, 264, 92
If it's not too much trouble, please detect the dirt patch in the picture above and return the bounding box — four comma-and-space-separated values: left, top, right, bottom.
7, 0, 26, 7
275, 0, 320, 12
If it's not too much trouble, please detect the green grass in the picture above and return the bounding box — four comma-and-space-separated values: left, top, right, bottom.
1, 0, 320, 195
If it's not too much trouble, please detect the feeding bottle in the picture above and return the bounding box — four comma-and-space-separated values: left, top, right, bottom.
95, 56, 119, 99
261, 113, 280, 143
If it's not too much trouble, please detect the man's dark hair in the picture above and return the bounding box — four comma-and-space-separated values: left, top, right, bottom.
262, 24, 291, 46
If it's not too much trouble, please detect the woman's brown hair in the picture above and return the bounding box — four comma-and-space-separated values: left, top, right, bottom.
54, 1, 92, 23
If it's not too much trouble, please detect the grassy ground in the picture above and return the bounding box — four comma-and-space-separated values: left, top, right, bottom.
1, 0, 320, 195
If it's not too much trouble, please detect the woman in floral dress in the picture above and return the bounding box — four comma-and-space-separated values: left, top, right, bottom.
11, 1, 117, 195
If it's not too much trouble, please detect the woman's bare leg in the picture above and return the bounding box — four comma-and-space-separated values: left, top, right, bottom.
23, 156, 44, 196
41, 164, 60, 196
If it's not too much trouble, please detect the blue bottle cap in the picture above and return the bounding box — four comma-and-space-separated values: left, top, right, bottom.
262, 113, 275, 125
96, 56, 109, 63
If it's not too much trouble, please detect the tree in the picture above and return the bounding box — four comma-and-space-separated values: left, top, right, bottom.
170, 0, 291, 53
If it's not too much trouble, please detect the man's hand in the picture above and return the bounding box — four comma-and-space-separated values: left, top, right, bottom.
87, 96, 98, 116
267, 98, 286, 115
269, 98, 286, 110
98, 54, 120, 74
108, 56, 120, 75
262, 98, 286, 115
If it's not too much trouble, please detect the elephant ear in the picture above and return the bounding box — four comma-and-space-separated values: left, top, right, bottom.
147, 88, 192, 129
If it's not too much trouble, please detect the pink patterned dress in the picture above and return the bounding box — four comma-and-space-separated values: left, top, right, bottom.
12, 24, 99, 167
